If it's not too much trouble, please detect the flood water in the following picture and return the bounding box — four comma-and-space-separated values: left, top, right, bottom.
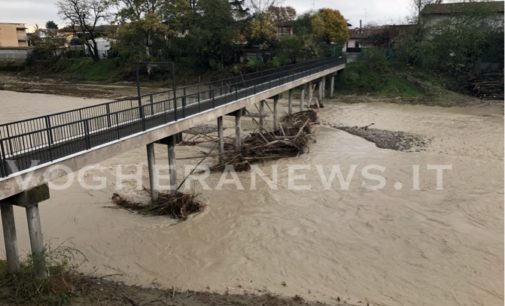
0, 90, 503, 306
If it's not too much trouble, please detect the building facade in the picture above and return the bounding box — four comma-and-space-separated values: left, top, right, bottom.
421, 1, 504, 30
0, 23, 28, 47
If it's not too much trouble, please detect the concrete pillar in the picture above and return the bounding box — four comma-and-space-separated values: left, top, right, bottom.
300, 85, 306, 111
146, 143, 159, 202
167, 136, 177, 194
259, 100, 265, 129
308, 82, 313, 107
288, 89, 293, 115
235, 110, 242, 150
1, 204, 20, 273
319, 79, 324, 103
330, 75, 335, 98
26, 203, 47, 279
217, 116, 224, 163
273, 96, 279, 131
323, 77, 326, 98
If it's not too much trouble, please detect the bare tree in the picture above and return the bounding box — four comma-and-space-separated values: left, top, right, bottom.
57, 0, 111, 61
247, 0, 278, 14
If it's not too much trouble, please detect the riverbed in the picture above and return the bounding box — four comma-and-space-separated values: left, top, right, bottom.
0, 90, 503, 306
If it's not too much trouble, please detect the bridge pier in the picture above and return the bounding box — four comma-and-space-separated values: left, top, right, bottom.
1, 203, 19, 273
0, 185, 50, 278
26, 203, 47, 279
234, 109, 243, 151
259, 100, 265, 129
288, 89, 293, 115
146, 143, 159, 201
157, 136, 178, 194
318, 77, 325, 103
300, 84, 306, 111
167, 136, 177, 194
273, 96, 279, 131
330, 75, 335, 97
308, 82, 313, 107
217, 116, 224, 163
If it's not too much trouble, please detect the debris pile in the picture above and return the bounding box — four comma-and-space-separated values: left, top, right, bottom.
181, 124, 219, 146
468, 74, 504, 100
112, 192, 205, 220
212, 110, 318, 171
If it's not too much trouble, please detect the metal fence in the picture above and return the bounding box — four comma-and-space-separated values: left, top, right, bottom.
0, 56, 345, 178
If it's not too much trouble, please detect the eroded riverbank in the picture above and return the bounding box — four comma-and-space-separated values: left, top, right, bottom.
0, 90, 503, 305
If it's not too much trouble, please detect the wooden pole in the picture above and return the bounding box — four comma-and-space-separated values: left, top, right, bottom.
26, 203, 47, 279
167, 136, 177, 194
217, 116, 224, 163
146, 143, 159, 202
1, 204, 20, 273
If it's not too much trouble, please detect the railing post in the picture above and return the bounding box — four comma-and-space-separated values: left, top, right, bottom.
106, 104, 111, 128
0, 139, 7, 177
150, 94, 154, 116
182, 96, 186, 118
173, 97, 178, 121
197, 84, 201, 112
115, 113, 120, 139
5, 126, 13, 161
173, 88, 178, 121
182, 88, 186, 118
44, 116, 53, 160
84, 119, 91, 149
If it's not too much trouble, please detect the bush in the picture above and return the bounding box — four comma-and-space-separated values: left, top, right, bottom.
337, 48, 427, 97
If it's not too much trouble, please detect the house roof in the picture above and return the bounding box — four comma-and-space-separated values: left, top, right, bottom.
421, 1, 504, 15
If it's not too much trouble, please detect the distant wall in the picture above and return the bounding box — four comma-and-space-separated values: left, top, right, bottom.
0, 48, 31, 63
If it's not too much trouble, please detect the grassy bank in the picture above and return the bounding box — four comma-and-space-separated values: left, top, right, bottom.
1, 253, 351, 306
332, 49, 489, 106
336, 50, 432, 98
11, 57, 256, 86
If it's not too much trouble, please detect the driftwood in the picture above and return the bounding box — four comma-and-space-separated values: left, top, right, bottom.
211, 110, 318, 172
112, 192, 205, 220
468, 74, 504, 99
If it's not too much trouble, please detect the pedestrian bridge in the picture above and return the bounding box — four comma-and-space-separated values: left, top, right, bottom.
0, 56, 346, 200
0, 56, 345, 276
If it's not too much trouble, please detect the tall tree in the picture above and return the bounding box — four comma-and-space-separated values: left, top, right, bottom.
57, 0, 111, 61
45, 20, 59, 30
190, 0, 237, 67
114, 0, 169, 57
311, 8, 349, 45
266, 6, 296, 25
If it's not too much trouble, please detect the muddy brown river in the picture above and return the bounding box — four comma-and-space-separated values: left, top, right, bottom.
0, 90, 503, 305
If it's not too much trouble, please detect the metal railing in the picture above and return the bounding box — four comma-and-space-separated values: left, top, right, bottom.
0, 56, 346, 178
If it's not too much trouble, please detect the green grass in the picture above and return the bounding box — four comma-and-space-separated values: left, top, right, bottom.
49, 58, 124, 82
0, 246, 86, 305
336, 62, 430, 98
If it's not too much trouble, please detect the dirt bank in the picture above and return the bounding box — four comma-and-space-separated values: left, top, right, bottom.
0, 73, 140, 98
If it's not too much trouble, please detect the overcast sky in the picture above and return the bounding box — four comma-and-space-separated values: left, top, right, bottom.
0, 0, 473, 30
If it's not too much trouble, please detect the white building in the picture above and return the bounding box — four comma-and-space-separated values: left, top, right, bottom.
84, 37, 112, 59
